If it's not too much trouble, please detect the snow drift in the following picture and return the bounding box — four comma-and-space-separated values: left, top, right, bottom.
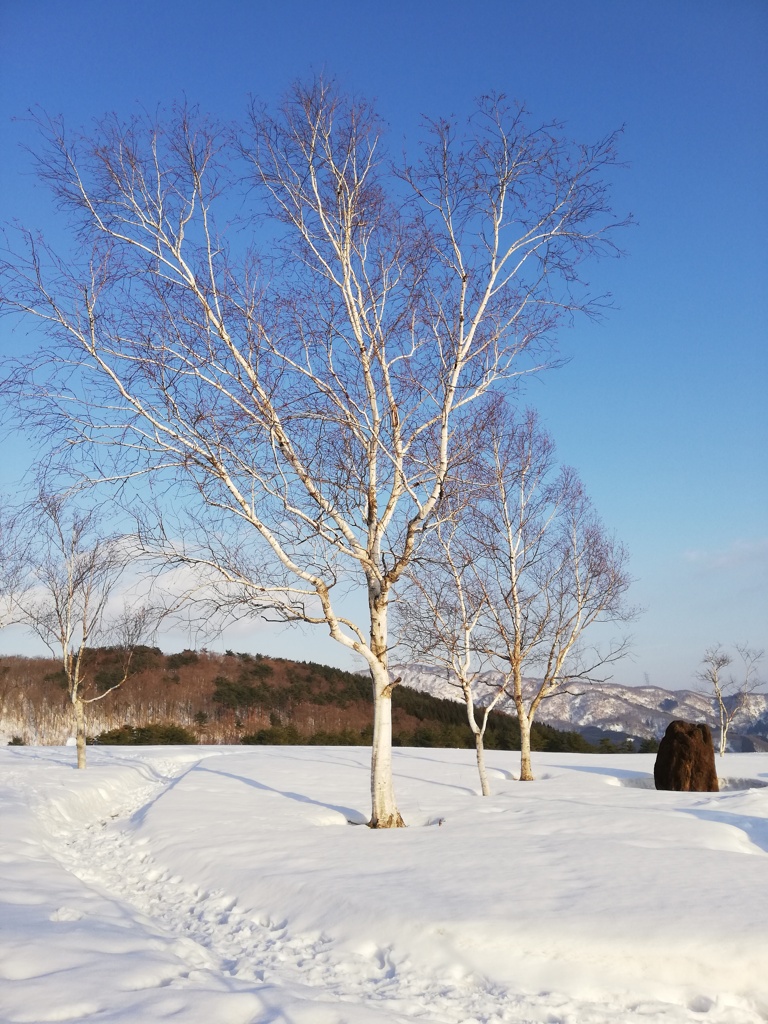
1, 744, 767, 1023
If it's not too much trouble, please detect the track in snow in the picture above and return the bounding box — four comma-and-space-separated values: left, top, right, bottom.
43, 759, 760, 1024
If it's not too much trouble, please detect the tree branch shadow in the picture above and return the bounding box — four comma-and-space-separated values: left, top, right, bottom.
195, 764, 368, 824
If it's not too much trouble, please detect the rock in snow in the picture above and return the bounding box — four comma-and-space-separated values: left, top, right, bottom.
654, 720, 719, 792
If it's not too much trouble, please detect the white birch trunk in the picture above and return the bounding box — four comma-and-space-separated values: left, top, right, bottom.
474, 730, 491, 797
368, 593, 405, 828
460, 691, 491, 796
370, 677, 403, 828
73, 695, 87, 770
518, 709, 534, 781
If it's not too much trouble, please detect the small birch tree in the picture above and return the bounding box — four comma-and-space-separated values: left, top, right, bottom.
473, 405, 634, 780
697, 644, 765, 756
1, 495, 154, 768
0, 80, 627, 822
396, 512, 507, 796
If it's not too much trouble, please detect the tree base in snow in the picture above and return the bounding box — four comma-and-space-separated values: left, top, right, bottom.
368, 812, 406, 829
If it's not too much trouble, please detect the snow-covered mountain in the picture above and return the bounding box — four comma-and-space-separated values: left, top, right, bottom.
393, 663, 768, 750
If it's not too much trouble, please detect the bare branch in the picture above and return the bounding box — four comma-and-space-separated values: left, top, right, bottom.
0, 491, 160, 766
697, 643, 765, 755
402, 399, 635, 781
0, 80, 629, 817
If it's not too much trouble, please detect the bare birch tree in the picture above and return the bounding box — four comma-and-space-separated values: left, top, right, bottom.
1, 495, 154, 767
471, 405, 634, 780
0, 80, 627, 823
396, 513, 507, 796
697, 644, 765, 756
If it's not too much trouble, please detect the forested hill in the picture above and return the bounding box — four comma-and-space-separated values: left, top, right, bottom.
1, 647, 606, 752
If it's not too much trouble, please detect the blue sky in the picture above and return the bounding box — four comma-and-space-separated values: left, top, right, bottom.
1, 0, 766, 689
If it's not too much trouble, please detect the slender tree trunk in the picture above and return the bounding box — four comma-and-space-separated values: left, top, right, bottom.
518, 708, 534, 781
461, 693, 491, 796
368, 593, 405, 828
719, 701, 726, 756
73, 695, 87, 769
474, 730, 491, 797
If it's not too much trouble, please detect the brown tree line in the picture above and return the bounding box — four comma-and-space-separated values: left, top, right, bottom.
0, 650, 371, 746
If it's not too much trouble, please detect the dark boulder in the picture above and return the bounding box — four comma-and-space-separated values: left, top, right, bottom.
654, 720, 719, 792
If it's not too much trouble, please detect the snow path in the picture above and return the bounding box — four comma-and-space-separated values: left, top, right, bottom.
33, 753, 764, 1024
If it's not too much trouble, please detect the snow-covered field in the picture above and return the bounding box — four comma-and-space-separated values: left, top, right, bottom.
1, 745, 767, 1024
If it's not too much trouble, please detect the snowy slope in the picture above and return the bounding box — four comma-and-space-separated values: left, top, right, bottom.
1, 743, 767, 1023
394, 663, 768, 747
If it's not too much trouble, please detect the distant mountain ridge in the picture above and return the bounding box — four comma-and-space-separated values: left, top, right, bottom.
393, 664, 768, 752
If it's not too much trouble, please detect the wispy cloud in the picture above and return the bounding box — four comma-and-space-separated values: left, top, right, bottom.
682, 538, 768, 572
